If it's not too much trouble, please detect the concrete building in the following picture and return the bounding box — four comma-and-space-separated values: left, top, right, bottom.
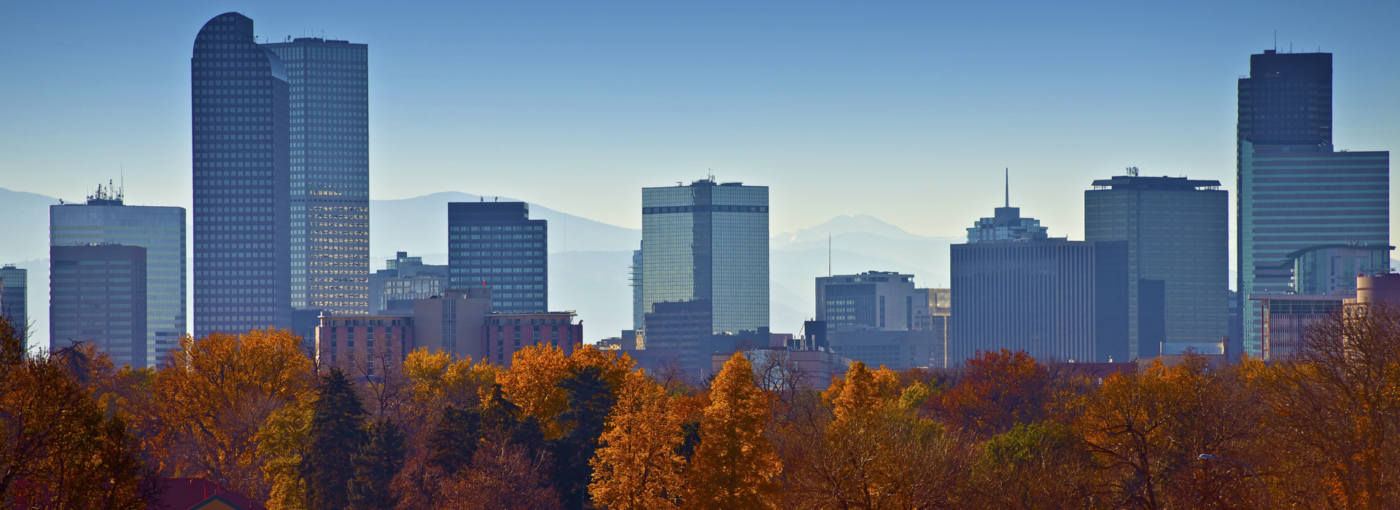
448, 202, 547, 313
1286, 244, 1392, 295
0, 265, 27, 339
826, 329, 940, 371
815, 271, 917, 332
483, 311, 581, 367
1251, 293, 1344, 360
1236, 49, 1391, 357
630, 245, 643, 330
315, 315, 414, 377
712, 347, 851, 391
370, 251, 449, 315
641, 178, 769, 377
950, 238, 1129, 365
1085, 172, 1228, 360
264, 37, 371, 316
51, 183, 186, 366
191, 12, 292, 336
50, 245, 148, 366
413, 288, 493, 360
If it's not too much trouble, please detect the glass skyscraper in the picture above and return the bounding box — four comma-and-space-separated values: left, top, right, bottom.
51, 185, 186, 366
1085, 174, 1228, 360
641, 178, 769, 337
0, 265, 26, 341
264, 37, 370, 316
50, 245, 148, 367
447, 202, 548, 313
191, 12, 292, 336
1236, 50, 1390, 357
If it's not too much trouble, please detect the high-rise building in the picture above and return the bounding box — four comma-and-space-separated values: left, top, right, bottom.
967, 172, 1048, 243
815, 271, 917, 332
630, 244, 643, 330
191, 12, 292, 336
1085, 173, 1228, 360
0, 265, 27, 337
370, 251, 449, 315
50, 183, 186, 366
50, 245, 148, 366
1236, 50, 1389, 357
912, 288, 950, 367
641, 178, 769, 376
447, 202, 548, 313
263, 37, 371, 316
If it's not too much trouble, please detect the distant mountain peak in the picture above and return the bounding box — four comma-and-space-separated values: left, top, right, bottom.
773, 214, 930, 244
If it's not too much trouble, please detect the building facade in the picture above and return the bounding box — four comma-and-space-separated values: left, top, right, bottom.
826, 329, 939, 371
50, 245, 148, 366
815, 271, 917, 332
0, 265, 26, 339
912, 288, 950, 367
191, 12, 292, 336
949, 239, 1128, 365
315, 315, 414, 377
1085, 173, 1228, 360
412, 288, 493, 360
630, 245, 643, 330
447, 202, 547, 313
263, 37, 371, 316
483, 311, 581, 367
370, 251, 449, 315
51, 184, 186, 366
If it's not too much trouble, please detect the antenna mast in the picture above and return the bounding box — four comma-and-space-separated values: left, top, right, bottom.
1004, 168, 1009, 207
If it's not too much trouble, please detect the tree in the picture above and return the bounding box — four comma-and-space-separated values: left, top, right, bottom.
686, 352, 781, 509
590, 370, 686, 510
499, 345, 634, 440
257, 396, 315, 510
303, 368, 368, 510
552, 366, 618, 510
348, 419, 407, 510
439, 442, 563, 510
970, 422, 1100, 510
427, 406, 483, 475
926, 349, 1055, 437
146, 328, 313, 501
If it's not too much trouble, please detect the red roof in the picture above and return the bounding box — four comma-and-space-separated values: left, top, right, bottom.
156, 478, 265, 510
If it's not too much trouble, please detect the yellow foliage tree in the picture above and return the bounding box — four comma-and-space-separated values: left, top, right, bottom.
590, 370, 686, 510
686, 352, 781, 509
147, 328, 313, 502
498, 344, 635, 438
255, 395, 315, 510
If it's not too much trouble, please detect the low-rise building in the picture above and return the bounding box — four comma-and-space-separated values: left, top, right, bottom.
483, 311, 581, 367
315, 314, 416, 377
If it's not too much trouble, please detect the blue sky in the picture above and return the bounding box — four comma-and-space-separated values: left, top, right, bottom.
1, 0, 1397, 248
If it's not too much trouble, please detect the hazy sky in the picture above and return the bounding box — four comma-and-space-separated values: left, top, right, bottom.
2, 0, 1397, 248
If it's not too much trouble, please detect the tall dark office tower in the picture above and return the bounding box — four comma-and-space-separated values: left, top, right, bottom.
1085, 173, 1228, 360
191, 13, 292, 336
263, 38, 370, 316
641, 178, 769, 375
0, 265, 26, 337
447, 202, 548, 313
50, 245, 148, 366
1236, 50, 1390, 357
51, 183, 186, 366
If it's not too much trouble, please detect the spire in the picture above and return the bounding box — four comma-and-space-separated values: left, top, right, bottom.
1004, 168, 1009, 208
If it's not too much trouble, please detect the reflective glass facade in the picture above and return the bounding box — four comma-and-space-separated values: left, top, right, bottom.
191, 13, 292, 336
0, 265, 26, 340
641, 179, 768, 336
447, 202, 547, 313
50, 200, 186, 366
50, 245, 148, 367
264, 38, 370, 315
1085, 175, 1228, 360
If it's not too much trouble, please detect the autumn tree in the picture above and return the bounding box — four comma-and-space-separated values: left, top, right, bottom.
146, 328, 313, 502
498, 344, 633, 439
926, 349, 1056, 437
303, 368, 368, 510
687, 352, 781, 509
257, 395, 315, 510
590, 370, 686, 510
552, 366, 618, 510
348, 419, 407, 510
970, 422, 1100, 510
438, 441, 563, 510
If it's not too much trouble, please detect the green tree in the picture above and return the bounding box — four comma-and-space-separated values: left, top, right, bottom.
427, 405, 483, 475
348, 419, 407, 510
302, 368, 367, 510
551, 365, 617, 510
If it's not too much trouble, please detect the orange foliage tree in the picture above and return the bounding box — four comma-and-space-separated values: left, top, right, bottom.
926, 349, 1055, 437
497, 344, 633, 438
589, 370, 686, 509
686, 352, 781, 509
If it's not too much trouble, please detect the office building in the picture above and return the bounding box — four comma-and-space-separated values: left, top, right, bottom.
950, 238, 1128, 365
263, 37, 371, 316
447, 202, 547, 313
51, 183, 186, 366
483, 311, 581, 367
371, 251, 449, 315
711, 347, 851, 391
966, 174, 1048, 243
191, 12, 292, 336
1248, 245, 1391, 361
827, 329, 939, 371
630, 245, 643, 330
815, 271, 917, 332
413, 288, 493, 360
1286, 244, 1392, 295
1236, 49, 1391, 357
50, 245, 148, 366
1085, 172, 1228, 360
0, 265, 27, 337
913, 288, 950, 367
315, 314, 414, 376
641, 178, 769, 376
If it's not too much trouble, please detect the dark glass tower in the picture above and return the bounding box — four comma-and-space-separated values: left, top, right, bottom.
50, 245, 148, 367
447, 202, 548, 313
1237, 50, 1332, 146
0, 265, 26, 339
191, 12, 292, 336
263, 38, 370, 316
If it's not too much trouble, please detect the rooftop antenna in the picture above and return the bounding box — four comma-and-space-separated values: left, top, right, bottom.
828, 233, 832, 277
1274, 30, 1277, 51
1004, 168, 1009, 207
120, 165, 125, 201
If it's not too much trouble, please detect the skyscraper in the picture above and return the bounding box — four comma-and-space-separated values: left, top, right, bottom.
1236, 50, 1390, 357
447, 202, 548, 313
51, 183, 186, 366
191, 12, 292, 337
1085, 172, 1228, 360
50, 245, 148, 367
630, 244, 643, 330
263, 37, 371, 316
0, 265, 26, 338
815, 271, 917, 332
641, 178, 769, 374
